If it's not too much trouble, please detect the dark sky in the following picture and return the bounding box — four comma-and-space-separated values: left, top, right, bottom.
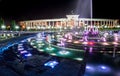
0, 0, 120, 21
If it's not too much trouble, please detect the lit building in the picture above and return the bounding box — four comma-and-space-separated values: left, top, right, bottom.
19, 15, 119, 30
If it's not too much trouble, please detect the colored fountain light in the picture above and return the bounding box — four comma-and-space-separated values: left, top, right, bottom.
86, 65, 95, 73
75, 32, 79, 35
88, 42, 94, 45
58, 50, 70, 55
103, 37, 106, 42
60, 38, 67, 41
44, 61, 59, 68
112, 42, 119, 45
97, 65, 112, 73
89, 47, 93, 53
73, 41, 80, 44
20, 50, 28, 54
67, 40, 72, 42
74, 58, 83, 61
24, 53, 32, 57
46, 47, 55, 51
82, 42, 88, 45
38, 43, 44, 46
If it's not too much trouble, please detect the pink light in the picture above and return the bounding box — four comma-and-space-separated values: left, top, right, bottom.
89, 47, 93, 53
88, 42, 94, 45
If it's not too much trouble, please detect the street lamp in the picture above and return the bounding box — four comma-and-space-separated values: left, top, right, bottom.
15, 25, 19, 31
1, 24, 6, 30
26, 26, 30, 31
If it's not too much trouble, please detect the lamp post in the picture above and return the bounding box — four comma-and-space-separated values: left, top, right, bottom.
1, 24, 6, 31
15, 25, 19, 31
1, 24, 6, 38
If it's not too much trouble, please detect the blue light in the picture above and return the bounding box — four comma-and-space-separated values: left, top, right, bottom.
24, 53, 32, 57
44, 61, 59, 68
97, 65, 111, 73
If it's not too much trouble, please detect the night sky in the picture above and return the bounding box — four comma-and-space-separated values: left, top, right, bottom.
0, 0, 120, 22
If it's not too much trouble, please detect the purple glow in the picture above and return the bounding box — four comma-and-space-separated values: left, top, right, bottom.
102, 37, 106, 42
89, 47, 93, 53
20, 50, 28, 54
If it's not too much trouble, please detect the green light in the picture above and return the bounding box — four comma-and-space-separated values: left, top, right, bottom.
74, 58, 83, 61
38, 43, 45, 46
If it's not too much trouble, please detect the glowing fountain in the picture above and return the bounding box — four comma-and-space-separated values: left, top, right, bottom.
46, 34, 55, 51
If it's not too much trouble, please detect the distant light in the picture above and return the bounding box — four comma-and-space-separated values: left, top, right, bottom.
102, 42, 109, 45
73, 41, 80, 44
44, 61, 59, 68
82, 42, 88, 45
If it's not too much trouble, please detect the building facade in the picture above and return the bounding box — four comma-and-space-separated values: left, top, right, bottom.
19, 15, 119, 30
